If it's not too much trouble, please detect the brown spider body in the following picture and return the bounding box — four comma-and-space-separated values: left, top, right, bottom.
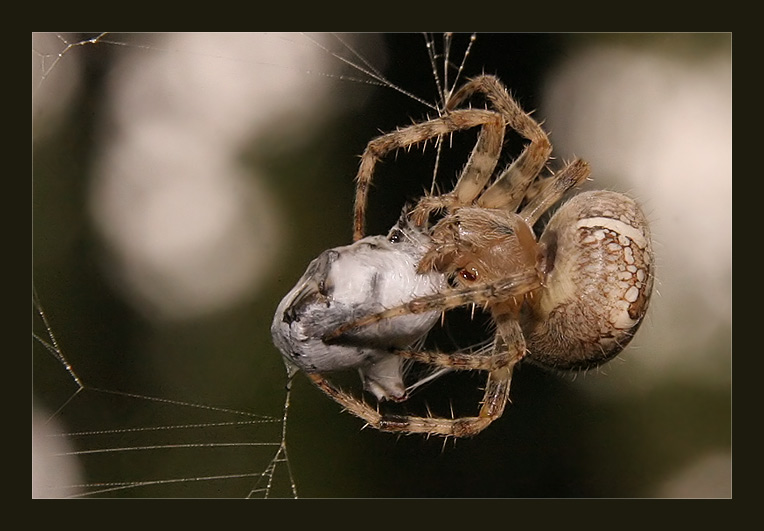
420, 207, 543, 319
275, 74, 654, 438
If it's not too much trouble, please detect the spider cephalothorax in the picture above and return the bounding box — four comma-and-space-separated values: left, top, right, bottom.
272, 74, 653, 438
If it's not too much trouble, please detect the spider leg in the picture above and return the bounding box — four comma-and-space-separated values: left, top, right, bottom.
447, 75, 553, 211
308, 366, 513, 437
354, 109, 503, 241
478, 148, 546, 211
396, 345, 512, 371
519, 158, 590, 226
397, 309, 527, 371
408, 104, 505, 225
308, 319, 525, 437
409, 193, 458, 226
449, 111, 504, 204
322, 268, 541, 342
308, 298, 526, 437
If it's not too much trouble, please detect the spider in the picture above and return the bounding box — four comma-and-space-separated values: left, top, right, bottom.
273, 74, 654, 438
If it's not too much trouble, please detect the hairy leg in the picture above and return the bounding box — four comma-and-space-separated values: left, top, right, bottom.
307, 362, 515, 437
354, 108, 503, 241
519, 158, 590, 226
447, 75, 553, 211
322, 268, 541, 342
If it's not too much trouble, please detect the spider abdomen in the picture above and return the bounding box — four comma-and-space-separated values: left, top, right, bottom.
524, 190, 654, 370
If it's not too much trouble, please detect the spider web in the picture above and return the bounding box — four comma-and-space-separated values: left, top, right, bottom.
33, 291, 295, 498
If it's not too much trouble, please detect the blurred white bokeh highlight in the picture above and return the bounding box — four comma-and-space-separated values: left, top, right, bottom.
656, 450, 731, 498
88, 33, 343, 320
32, 406, 82, 498
543, 41, 732, 392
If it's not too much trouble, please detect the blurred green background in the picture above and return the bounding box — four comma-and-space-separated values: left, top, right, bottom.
33, 33, 731, 498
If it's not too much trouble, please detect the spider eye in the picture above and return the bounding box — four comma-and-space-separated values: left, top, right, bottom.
388, 228, 404, 243
459, 267, 479, 282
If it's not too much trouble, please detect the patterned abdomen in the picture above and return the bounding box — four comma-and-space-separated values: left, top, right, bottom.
524, 190, 654, 370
